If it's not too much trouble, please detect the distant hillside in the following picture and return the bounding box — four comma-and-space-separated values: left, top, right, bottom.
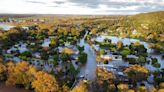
0, 14, 35, 18
129, 11, 164, 30
104, 11, 164, 43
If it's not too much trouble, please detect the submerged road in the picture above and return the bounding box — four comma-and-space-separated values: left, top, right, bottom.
78, 31, 97, 81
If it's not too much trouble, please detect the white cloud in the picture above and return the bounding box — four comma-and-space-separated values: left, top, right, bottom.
0, 0, 163, 15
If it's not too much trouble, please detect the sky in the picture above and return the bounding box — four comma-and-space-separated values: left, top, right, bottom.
0, 0, 164, 15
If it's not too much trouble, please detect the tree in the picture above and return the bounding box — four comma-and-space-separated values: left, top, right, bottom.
71, 81, 88, 92
77, 46, 84, 52
21, 51, 32, 57
60, 85, 70, 92
107, 84, 116, 92
96, 67, 115, 81
32, 71, 59, 92
5, 62, 16, 86
160, 82, 164, 88
48, 59, 58, 67
99, 49, 105, 55
62, 48, 74, 55
6, 61, 36, 89
137, 56, 146, 64
78, 52, 87, 64
150, 87, 157, 92
152, 58, 161, 68
96, 56, 102, 64
61, 53, 71, 62
0, 63, 6, 80
50, 38, 56, 47
91, 28, 97, 35
117, 84, 129, 92
158, 89, 164, 92
137, 86, 147, 92
117, 41, 123, 50
124, 65, 149, 82
120, 47, 131, 57
149, 43, 163, 53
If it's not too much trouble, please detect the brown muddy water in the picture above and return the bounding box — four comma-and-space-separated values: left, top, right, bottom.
0, 82, 34, 92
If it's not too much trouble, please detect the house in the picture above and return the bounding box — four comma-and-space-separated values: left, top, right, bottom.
41, 39, 50, 47
22, 26, 29, 30
33, 52, 41, 59
100, 55, 112, 61
30, 42, 35, 46
126, 55, 138, 59
100, 54, 122, 61
112, 55, 122, 60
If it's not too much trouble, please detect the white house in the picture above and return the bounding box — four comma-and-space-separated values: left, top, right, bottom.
126, 55, 138, 59
100, 54, 122, 61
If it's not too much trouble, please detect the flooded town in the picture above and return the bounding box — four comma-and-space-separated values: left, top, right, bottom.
0, 0, 164, 92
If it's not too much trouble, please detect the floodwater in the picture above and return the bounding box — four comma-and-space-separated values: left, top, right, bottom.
0, 82, 33, 92
95, 35, 164, 71
0, 24, 15, 31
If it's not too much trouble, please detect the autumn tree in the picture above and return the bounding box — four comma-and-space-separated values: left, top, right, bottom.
107, 84, 116, 92
32, 71, 59, 92
117, 84, 129, 92
71, 81, 88, 92
124, 65, 149, 83
62, 48, 75, 55
0, 63, 6, 80
137, 86, 147, 92
117, 41, 123, 50
5, 62, 16, 86
158, 89, 164, 92
59, 85, 70, 92
96, 67, 115, 81
6, 61, 36, 89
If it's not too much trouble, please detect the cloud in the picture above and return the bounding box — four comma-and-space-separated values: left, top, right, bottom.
68, 0, 101, 8
26, 0, 47, 4
24, 0, 164, 14
53, 1, 65, 5
0, 0, 164, 14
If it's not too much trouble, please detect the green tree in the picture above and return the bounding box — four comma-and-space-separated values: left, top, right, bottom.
78, 52, 87, 64
120, 47, 131, 57
137, 56, 146, 64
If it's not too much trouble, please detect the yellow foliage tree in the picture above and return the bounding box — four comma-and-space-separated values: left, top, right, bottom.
96, 67, 115, 81
6, 61, 36, 89
0, 63, 6, 80
137, 86, 147, 92
117, 84, 129, 92
6, 62, 16, 86
158, 89, 164, 92
32, 71, 59, 92
71, 81, 88, 92
160, 82, 164, 88
124, 65, 149, 82
62, 48, 74, 55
